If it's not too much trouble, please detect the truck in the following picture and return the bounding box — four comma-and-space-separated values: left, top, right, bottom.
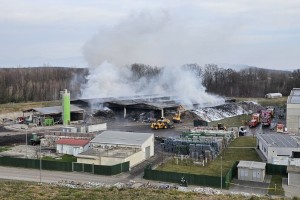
276, 122, 284, 133
260, 110, 272, 127
249, 113, 260, 128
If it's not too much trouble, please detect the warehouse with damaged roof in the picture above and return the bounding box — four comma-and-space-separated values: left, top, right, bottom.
76, 130, 154, 168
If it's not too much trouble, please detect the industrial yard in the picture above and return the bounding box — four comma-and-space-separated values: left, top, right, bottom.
0, 94, 299, 198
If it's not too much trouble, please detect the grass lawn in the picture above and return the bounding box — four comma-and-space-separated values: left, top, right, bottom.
42, 155, 77, 162
268, 175, 285, 196
157, 137, 261, 176
0, 179, 273, 200
209, 114, 251, 127
0, 101, 60, 114
0, 146, 11, 152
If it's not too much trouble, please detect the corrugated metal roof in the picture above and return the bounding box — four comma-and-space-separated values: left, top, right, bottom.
56, 138, 90, 146
288, 88, 300, 103
90, 131, 153, 146
237, 160, 266, 169
258, 134, 298, 148
25, 105, 84, 115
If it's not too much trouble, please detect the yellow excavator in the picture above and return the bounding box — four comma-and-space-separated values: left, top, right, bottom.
173, 105, 185, 123
151, 117, 174, 130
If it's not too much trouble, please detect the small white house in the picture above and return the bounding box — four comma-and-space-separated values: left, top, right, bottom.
265, 93, 282, 99
56, 138, 90, 156
76, 131, 154, 168
237, 160, 266, 182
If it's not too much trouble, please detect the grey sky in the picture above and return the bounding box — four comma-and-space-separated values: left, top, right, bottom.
0, 0, 299, 70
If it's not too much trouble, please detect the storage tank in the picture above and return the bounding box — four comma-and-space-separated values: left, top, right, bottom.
62, 89, 70, 126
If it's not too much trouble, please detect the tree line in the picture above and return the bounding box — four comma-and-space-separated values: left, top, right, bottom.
0, 67, 88, 103
0, 64, 299, 104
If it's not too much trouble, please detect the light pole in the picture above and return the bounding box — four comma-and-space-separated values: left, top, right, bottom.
25, 128, 28, 158
39, 144, 42, 184
221, 156, 223, 190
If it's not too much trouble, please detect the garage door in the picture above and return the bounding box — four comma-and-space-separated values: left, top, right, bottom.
145, 146, 151, 159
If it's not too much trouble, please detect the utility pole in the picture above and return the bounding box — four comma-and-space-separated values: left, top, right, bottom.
221, 156, 223, 190
39, 144, 42, 184
25, 128, 28, 158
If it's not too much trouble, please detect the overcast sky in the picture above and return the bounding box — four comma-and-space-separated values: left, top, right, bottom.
0, 0, 300, 70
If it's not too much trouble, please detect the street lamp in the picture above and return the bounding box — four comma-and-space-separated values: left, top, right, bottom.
221, 156, 223, 190
25, 128, 28, 158
39, 144, 42, 184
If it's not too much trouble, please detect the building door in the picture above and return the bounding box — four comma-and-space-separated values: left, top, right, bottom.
145, 146, 151, 159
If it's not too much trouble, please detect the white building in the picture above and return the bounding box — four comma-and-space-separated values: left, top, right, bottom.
56, 138, 91, 156
265, 93, 282, 99
287, 88, 300, 134
257, 134, 300, 164
76, 131, 154, 168
237, 160, 266, 182
287, 165, 300, 187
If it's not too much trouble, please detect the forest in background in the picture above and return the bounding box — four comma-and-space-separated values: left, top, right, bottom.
0, 64, 299, 104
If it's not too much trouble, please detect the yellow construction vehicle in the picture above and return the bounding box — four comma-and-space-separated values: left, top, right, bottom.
173, 105, 185, 123
151, 117, 174, 130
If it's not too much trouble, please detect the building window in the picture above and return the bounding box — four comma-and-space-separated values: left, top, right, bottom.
264, 147, 266, 152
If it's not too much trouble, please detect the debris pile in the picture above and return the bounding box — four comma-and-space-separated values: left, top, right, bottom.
54, 180, 262, 198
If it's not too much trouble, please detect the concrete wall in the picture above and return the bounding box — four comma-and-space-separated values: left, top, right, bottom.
287, 103, 300, 134
288, 173, 300, 186
86, 123, 107, 133
141, 134, 155, 159
77, 156, 101, 165
125, 150, 144, 168
238, 167, 265, 182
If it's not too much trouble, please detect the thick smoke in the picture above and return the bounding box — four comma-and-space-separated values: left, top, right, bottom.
81, 10, 224, 107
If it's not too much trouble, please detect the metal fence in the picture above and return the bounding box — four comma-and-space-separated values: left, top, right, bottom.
73, 162, 130, 175
266, 163, 287, 175
0, 156, 129, 175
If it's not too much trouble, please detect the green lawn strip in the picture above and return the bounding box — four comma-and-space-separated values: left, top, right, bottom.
268, 175, 285, 196
229, 136, 257, 147
0, 146, 11, 152
157, 137, 261, 176
42, 155, 76, 162
208, 114, 251, 127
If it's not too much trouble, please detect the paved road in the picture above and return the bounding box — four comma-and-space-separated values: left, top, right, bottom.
0, 166, 130, 184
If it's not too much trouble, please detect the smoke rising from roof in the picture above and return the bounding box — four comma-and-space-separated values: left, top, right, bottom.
81, 10, 224, 107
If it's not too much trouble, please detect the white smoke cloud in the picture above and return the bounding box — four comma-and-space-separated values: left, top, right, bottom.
81, 10, 224, 107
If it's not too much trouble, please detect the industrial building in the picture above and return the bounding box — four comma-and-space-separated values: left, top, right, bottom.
257, 134, 300, 164
71, 95, 182, 119
287, 88, 300, 133
76, 131, 154, 168
56, 138, 90, 156
237, 160, 266, 182
23, 105, 84, 125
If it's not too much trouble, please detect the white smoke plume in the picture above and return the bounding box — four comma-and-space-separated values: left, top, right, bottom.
81, 10, 224, 107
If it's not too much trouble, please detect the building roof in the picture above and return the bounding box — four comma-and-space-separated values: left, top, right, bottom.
90, 131, 153, 146
258, 134, 298, 148
288, 88, 300, 104
23, 105, 84, 115
237, 160, 266, 169
56, 138, 90, 146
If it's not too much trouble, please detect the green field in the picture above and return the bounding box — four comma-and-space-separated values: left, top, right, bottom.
157, 137, 261, 176
0, 101, 60, 114
0, 146, 11, 152
268, 175, 285, 196
42, 155, 77, 162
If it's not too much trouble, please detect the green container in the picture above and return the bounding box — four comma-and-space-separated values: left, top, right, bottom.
43, 118, 54, 126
